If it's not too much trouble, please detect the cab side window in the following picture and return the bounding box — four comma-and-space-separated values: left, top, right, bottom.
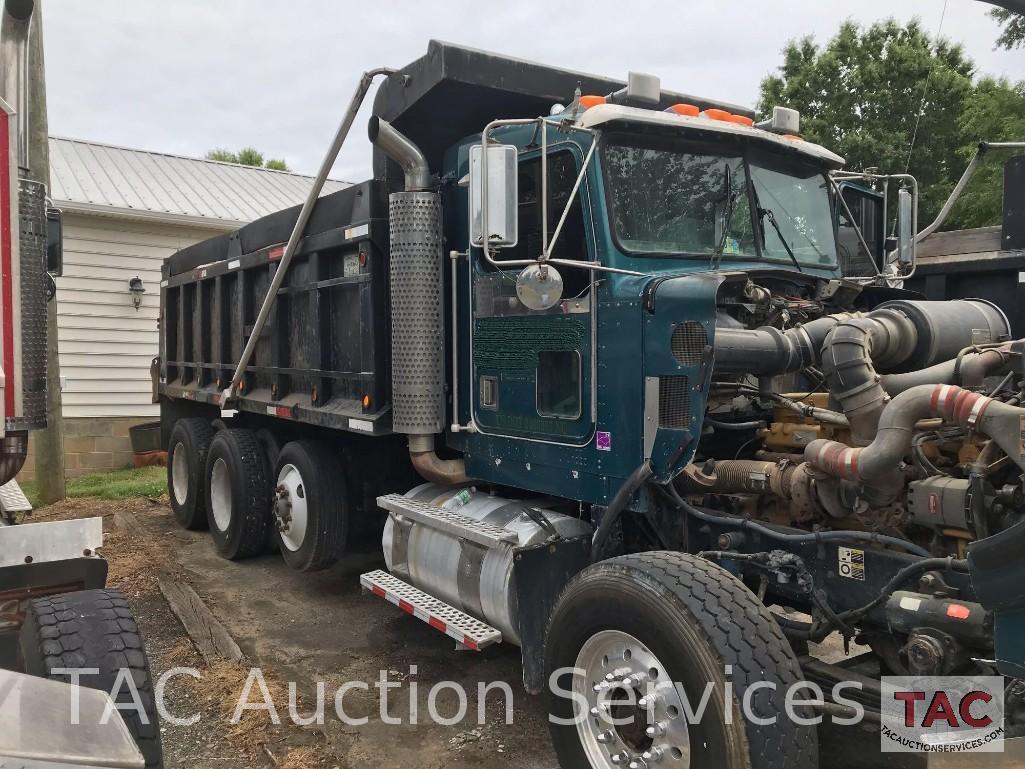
494, 152, 589, 296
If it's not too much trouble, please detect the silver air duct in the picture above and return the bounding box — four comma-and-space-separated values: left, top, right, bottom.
0, 0, 33, 172
370, 117, 467, 484
713, 299, 1010, 445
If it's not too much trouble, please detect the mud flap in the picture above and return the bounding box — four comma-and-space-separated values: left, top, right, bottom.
0, 557, 108, 668
968, 520, 1025, 677
512, 535, 591, 695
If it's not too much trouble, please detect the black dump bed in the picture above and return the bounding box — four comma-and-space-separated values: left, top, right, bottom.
159, 180, 393, 433
166, 183, 385, 277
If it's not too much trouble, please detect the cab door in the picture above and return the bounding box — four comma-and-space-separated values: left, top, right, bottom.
470, 146, 595, 445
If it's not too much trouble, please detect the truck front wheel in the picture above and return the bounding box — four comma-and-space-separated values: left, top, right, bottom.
544, 552, 818, 769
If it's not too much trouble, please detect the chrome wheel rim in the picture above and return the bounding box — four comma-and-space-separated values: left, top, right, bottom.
574, 629, 691, 769
209, 457, 232, 532
171, 442, 189, 506
276, 463, 308, 552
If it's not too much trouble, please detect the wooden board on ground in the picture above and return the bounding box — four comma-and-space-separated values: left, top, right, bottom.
158, 578, 243, 664
113, 510, 243, 664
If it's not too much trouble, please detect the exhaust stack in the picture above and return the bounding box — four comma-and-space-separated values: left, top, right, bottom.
370, 117, 467, 484
0, 0, 33, 172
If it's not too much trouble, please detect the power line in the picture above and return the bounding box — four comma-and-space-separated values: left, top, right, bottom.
904, 0, 951, 174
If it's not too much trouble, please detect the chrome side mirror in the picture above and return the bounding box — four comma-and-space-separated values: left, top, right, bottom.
896, 187, 914, 268
469, 144, 518, 249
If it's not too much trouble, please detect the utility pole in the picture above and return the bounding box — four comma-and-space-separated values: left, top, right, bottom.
26, 0, 65, 503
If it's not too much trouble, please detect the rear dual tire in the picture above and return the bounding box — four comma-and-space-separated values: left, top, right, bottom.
167, 420, 350, 570
273, 441, 349, 573
167, 418, 214, 530
205, 428, 272, 560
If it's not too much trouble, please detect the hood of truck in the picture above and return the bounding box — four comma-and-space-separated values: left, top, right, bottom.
637, 271, 725, 481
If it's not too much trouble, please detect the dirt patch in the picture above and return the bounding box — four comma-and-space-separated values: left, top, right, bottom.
29, 497, 338, 768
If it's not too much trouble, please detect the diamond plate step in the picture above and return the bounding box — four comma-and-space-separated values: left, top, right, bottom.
360, 569, 502, 650
0, 479, 32, 517
376, 493, 517, 549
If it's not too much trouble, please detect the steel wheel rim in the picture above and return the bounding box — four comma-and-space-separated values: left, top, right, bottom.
171, 442, 189, 506
209, 457, 232, 532
574, 629, 691, 769
276, 463, 308, 552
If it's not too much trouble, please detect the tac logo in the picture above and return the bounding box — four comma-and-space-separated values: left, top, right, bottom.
881, 676, 1005, 753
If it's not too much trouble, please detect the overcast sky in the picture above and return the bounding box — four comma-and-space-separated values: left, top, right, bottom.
42, 0, 1023, 182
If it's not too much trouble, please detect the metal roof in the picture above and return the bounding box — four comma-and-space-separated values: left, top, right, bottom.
48, 136, 349, 229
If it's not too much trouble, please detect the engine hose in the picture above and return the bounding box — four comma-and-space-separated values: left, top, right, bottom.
591, 460, 653, 561
705, 417, 764, 431
658, 482, 932, 557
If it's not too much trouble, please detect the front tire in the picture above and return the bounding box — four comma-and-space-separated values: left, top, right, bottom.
19, 589, 164, 769
167, 418, 214, 530
205, 428, 272, 560
273, 441, 348, 572
545, 552, 818, 769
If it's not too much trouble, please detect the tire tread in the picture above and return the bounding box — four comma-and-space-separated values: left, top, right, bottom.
19, 589, 163, 769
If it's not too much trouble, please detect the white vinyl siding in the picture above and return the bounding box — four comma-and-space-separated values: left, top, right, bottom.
55, 213, 225, 418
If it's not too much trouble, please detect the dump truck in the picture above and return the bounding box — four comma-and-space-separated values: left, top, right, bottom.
158, 40, 1025, 769
0, 1, 159, 766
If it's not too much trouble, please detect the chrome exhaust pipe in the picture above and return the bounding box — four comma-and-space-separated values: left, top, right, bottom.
0, 0, 34, 172
368, 116, 431, 191
370, 115, 467, 484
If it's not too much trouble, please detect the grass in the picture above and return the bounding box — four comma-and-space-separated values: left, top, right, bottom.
21, 464, 166, 508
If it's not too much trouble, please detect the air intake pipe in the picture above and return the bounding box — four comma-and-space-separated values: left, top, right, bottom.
820, 300, 1009, 445
370, 117, 467, 484
0, 0, 32, 172
713, 300, 1010, 445
712, 314, 851, 375
806, 384, 1025, 503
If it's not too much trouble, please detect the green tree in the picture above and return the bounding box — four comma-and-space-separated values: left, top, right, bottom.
758, 19, 975, 226
990, 8, 1025, 50
205, 146, 290, 171
947, 77, 1025, 229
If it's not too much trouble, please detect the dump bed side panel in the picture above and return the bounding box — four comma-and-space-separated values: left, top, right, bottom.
159, 180, 392, 435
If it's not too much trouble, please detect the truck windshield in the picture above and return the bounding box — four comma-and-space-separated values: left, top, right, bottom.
603, 136, 836, 266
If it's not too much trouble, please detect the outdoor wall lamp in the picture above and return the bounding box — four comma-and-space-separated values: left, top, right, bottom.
129, 276, 145, 310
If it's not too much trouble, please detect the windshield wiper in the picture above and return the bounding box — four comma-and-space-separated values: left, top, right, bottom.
711, 164, 738, 271
758, 205, 803, 273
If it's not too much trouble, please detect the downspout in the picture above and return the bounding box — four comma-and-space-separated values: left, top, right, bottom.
0, 0, 32, 172
370, 117, 467, 484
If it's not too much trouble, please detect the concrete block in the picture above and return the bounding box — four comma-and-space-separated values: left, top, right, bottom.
79, 452, 114, 470
64, 436, 96, 454
94, 436, 131, 454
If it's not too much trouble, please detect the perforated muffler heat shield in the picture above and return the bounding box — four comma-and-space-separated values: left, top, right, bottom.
388, 191, 445, 434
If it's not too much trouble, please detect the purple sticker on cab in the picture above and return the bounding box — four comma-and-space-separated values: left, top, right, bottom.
596, 431, 612, 451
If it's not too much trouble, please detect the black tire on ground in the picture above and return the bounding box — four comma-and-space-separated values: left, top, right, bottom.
18, 589, 164, 769
273, 440, 349, 572
167, 417, 214, 529
545, 551, 818, 769
204, 428, 272, 560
